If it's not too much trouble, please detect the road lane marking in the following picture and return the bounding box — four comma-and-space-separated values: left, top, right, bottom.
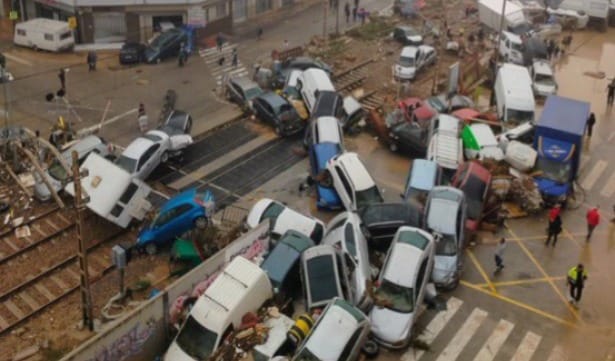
460, 281, 577, 328
473, 319, 514, 361
581, 160, 607, 190
510, 331, 542, 361
505, 224, 583, 323
76, 108, 138, 137
435, 308, 488, 361
546, 345, 567, 361
562, 227, 582, 248
3, 52, 33, 66
401, 297, 463, 361
467, 249, 497, 293
600, 172, 615, 198
475, 276, 567, 289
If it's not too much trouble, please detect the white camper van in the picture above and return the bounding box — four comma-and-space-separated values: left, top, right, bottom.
494, 63, 535, 123
64, 153, 152, 228
14, 18, 74, 52
165, 256, 273, 361
297, 68, 335, 113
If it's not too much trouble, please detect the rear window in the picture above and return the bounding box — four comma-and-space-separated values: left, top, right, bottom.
60, 31, 72, 40
398, 230, 429, 250
261, 202, 285, 223
307, 255, 339, 304
119, 182, 138, 204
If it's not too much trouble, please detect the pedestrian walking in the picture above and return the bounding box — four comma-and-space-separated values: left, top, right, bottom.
586, 206, 600, 241
494, 238, 506, 273
218, 56, 225, 66
607, 79, 615, 106
546, 215, 563, 247
283, 39, 289, 49
586, 112, 596, 137
354, 0, 358, 7
611, 204, 615, 223
87, 51, 97, 71
562, 34, 573, 53
137, 102, 148, 133
553, 45, 561, 60
359, 7, 366, 24
231, 48, 238, 68
567, 264, 587, 305
216, 32, 224, 52
546, 39, 555, 60
58, 68, 66, 92
344, 2, 350, 24
549, 203, 561, 223
352, 6, 358, 22
257, 27, 263, 40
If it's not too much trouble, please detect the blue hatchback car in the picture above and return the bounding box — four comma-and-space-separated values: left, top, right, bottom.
136, 188, 215, 254
308, 142, 343, 210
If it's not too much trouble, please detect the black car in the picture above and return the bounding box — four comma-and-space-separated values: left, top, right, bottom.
119, 42, 146, 64
425, 93, 475, 113
144, 28, 188, 64
253, 92, 304, 136
160, 110, 193, 135
523, 37, 548, 66
282, 56, 332, 75
358, 201, 424, 252
225, 76, 264, 111
388, 121, 431, 156
392, 26, 424, 46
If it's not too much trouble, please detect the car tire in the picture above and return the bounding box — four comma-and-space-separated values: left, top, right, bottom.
362, 339, 379, 359
145, 243, 158, 255
389, 142, 398, 152
195, 216, 208, 229
161, 152, 169, 163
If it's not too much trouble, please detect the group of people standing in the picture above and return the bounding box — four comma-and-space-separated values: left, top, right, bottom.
343, 0, 368, 25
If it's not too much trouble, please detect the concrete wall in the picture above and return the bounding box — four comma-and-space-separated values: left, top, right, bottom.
60, 220, 271, 361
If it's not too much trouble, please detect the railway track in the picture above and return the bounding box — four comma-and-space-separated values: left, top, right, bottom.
333, 59, 374, 94
0, 205, 60, 239
0, 227, 123, 335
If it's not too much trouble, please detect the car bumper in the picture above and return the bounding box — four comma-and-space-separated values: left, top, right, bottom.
372, 334, 410, 350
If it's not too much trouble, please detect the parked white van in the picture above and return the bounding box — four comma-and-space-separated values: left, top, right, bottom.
14, 18, 74, 52
498, 31, 524, 65
165, 256, 273, 361
297, 68, 335, 113
494, 63, 535, 123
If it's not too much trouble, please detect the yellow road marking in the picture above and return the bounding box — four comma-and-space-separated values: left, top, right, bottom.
461, 281, 578, 328
562, 227, 582, 248
466, 249, 497, 293
505, 224, 583, 323
476, 276, 567, 288
498, 231, 604, 243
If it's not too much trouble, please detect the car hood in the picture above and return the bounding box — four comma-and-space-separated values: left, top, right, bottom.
370, 306, 413, 344
433, 255, 457, 284
164, 341, 198, 361
534, 82, 557, 94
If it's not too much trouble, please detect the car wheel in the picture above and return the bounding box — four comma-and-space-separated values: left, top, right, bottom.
195, 216, 208, 229
161, 152, 169, 163
362, 339, 379, 359
145, 243, 157, 255
389, 142, 398, 152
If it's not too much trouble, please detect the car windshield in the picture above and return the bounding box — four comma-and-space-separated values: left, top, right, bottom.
511, 42, 524, 52
143, 133, 162, 142
399, 55, 415, 67
294, 347, 319, 361
356, 186, 383, 210
47, 160, 68, 181
506, 109, 534, 123
261, 202, 285, 223
175, 316, 218, 359
375, 279, 414, 313
307, 255, 339, 303
536, 157, 572, 184
435, 233, 457, 256
116, 155, 137, 173
427, 97, 445, 112
535, 73, 555, 84
245, 86, 263, 100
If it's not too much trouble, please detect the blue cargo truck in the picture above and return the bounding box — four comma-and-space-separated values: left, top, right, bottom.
533, 95, 589, 206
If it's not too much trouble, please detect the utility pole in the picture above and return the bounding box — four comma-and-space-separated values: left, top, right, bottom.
72, 151, 94, 331
335, 0, 340, 35
493, 0, 507, 65
1, 65, 9, 129
431, 0, 447, 95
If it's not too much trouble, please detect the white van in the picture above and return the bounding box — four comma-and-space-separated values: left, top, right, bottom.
64, 153, 152, 228
297, 68, 335, 113
14, 18, 74, 52
494, 63, 535, 123
165, 256, 273, 361
462, 123, 505, 161
498, 31, 524, 65
427, 115, 464, 179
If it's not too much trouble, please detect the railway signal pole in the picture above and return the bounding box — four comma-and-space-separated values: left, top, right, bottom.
72, 151, 94, 331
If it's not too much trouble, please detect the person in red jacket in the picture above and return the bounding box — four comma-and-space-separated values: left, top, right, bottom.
586, 206, 600, 242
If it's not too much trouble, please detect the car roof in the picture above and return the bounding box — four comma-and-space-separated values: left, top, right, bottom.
401, 46, 418, 57
465, 161, 492, 182
409, 159, 439, 191
437, 114, 460, 133
62, 135, 105, 156
159, 187, 198, 213
121, 136, 155, 159
469, 124, 498, 146
315, 116, 342, 143
384, 242, 423, 288
232, 76, 260, 89
532, 60, 553, 75
427, 197, 460, 234
258, 92, 287, 108
334, 152, 375, 191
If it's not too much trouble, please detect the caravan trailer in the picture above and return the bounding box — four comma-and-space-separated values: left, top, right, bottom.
14, 18, 74, 52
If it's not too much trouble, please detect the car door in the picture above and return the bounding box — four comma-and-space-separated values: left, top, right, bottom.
261, 101, 275, 126
137, 143, 161, 179
334, 166, 354, 210
154, 203, 193, 242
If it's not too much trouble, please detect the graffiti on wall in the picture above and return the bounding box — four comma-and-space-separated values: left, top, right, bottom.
86, 318, 157, 361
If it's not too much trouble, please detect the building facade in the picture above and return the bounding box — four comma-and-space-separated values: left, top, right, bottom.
10, 0, 297, 44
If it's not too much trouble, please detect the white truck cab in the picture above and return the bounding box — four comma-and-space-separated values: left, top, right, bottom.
499, 31, 524, 65
529, 60, 558, 97
494, 63, 536, 123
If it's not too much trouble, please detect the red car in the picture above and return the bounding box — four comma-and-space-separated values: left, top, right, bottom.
398, 97, 437, 125
451, 161, 492, 231
451, 108, 498, 124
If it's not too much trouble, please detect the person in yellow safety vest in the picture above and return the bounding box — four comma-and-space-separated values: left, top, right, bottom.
567, 264, 588, 305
